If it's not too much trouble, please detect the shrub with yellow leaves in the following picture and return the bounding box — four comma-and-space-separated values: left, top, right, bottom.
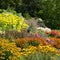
0, 12, 28, 32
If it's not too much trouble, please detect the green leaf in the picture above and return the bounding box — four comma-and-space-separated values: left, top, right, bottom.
19, 55, 27, 60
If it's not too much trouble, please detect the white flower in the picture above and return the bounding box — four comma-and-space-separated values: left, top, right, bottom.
45, 28, 51, 33
37, 27, 51, 33
38, 18, 43, 22
37, 27, 45, 32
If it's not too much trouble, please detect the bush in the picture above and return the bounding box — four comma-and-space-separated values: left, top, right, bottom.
0, 12, 28, 32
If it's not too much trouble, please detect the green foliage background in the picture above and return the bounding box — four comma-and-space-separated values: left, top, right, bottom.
0, 0, 60, 29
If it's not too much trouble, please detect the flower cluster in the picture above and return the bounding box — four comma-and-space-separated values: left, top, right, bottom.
37, 27, 51, 34
21, 44, 59, 57
15, 37, 49, 48
49, 38, 60, 49
0, 38, 60, 60
38, 44, 56, 53
0, 38, 21, 60
51, 30, 60, 37
0, 12, 28, 32
21, 46, 37, 56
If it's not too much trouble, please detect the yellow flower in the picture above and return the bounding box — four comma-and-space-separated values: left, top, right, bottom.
56, 54, 60, 56
0, 38, 21, 60
38, 44, 57, 53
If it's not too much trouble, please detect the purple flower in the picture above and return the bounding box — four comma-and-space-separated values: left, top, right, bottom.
35, 34, 42, 37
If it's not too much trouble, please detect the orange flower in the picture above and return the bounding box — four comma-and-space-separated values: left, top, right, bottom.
51, 30, 60, 37
15, 37, 49, 48
51, 30, 57, 35
49, 37, 60, 48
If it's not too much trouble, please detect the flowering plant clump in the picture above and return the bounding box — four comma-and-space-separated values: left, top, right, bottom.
49, 38, 60, 49
0, 12, 28, 32
20, 44, 60, 59
37, 27, 51, 34
0, 38, 21, 60
52, 30, 60, 37
24, 44, 57, 54
0, 38, 60, 60
15, 37, 49, 48
21, 46, 37, 57
38, 44, 57, 53
47, 30, 60, 37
